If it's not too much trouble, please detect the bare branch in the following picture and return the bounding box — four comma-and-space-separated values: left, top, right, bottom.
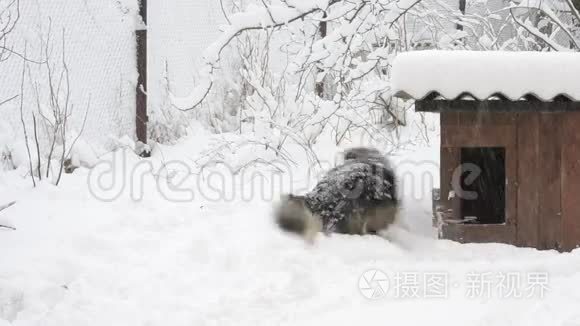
565, 0, 580, 25
260, 0, 276, 24
0, 201, 15, 212
173, 0, 342, 110
65, 94, 91, 160
509, 8, 567, 51
56, 28, 70, 185
510, 3, 579, 50
0, 94, 18, 108
219, 0, 232, 24
18, 43, 36, 187
31, 112, 42, 180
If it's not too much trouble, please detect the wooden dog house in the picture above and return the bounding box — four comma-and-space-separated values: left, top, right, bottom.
392, 51, 580, 251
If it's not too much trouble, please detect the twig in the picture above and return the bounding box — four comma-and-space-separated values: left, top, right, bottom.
219, 0, 231, 24
377, 97, 406, 126
509, 8, 567, 51
0, 201, 15, 212
19, 43, 35, 187
56, 28, 70, 185
261, 0, 276, 24
32, 112, 42, 180
64, 94, 91, 160
565, 0, 580, 28
180, 0, 342, 110
0, 94, 18, 108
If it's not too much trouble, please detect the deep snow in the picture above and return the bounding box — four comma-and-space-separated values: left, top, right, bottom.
1, 125, 580, 326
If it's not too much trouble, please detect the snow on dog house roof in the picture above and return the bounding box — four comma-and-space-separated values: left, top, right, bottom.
392, 51, 580, 110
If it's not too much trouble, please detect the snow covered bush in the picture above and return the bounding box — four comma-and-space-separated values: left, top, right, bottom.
147, 64, 191, 144
1, 1, 140, 182
170, 0, 436, 164
0, 122, 16, 171
169, 0, 578, 167
12, 23, 96, 186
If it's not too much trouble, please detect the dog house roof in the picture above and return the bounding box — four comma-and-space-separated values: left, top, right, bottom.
392, 51, 580, 102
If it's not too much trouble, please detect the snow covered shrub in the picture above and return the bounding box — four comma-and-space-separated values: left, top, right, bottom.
170, 0, 578, 165
0, 120, 14, 171
0, 146, 15, 171
171, 0, 431, 156
148, 65, 191, 144
11, 23, 96, 186
202, 52, 245, 134
0, 130, 16, 172
148, 110, 190, 145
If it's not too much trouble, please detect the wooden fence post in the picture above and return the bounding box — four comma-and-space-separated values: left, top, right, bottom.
136, 0, 150, 157
457, 0, 466, 30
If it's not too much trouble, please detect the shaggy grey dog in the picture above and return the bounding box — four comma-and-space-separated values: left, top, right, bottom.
275, 147, 399, 241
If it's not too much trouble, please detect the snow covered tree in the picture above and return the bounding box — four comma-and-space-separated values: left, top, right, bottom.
169, 0, 579, 164
507, 0, 580, 51
171, 0, 442, 156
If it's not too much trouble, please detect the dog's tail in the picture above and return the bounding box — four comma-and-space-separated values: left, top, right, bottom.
275, 195, 322, 243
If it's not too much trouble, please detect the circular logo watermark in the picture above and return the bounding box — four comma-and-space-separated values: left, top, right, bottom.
359, 269, 390, 299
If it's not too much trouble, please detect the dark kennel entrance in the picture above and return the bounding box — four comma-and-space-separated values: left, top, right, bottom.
460, 147, 506, 224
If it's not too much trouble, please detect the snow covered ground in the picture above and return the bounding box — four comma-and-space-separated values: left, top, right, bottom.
1, 125, 580, 326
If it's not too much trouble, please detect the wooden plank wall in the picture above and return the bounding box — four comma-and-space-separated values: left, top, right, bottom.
440, 112, 517, 244
442, 224, 516, 244
516, 113, 540, 248
538, 113, 562, 250
517, 112, 567, 250
440, 110, 580, 251
440, 112, 460, 220
562, 112, 580, 251
441, 112, 517, 226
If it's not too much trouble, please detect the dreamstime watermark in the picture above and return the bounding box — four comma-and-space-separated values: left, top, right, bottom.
87, 154, 296, 202
358, 270, 550, 300
86, 153, 484, 203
